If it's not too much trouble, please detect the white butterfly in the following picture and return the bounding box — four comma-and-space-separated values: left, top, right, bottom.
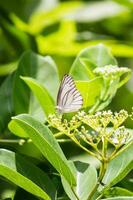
56, 74, 83, 113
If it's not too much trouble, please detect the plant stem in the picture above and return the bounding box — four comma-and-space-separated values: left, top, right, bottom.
81, 136, 102, 156
0, 139, 25, 145
110, 141, 133, 160
54, 132, 64, 138
57, 139, 72, 143
71, 187, 80, 200
87, 181, 99, 200
54, 131, 101, 160
87, 159, 108, 200
70, 135, 102, 160
102, 137, 108, 159
96, 194, 103, 200
89, 99, 101, 114
98, 159, 108, 183
87, 132, 109, 200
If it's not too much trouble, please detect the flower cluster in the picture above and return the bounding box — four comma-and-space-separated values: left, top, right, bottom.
93, 65, 131, 80
110, 126, 131, 146
48, 114, 67, 132
48, 110, 132, 147
48, 113, 81, 134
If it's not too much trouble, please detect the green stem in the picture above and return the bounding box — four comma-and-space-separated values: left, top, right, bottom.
57, 139, 71, 143
110, 141, 133, 160
87, 181, 99, 200
89, 99, 101, 114
71, 187, 80, 200
102, 137, 108, 159
98, 159, 108, 183
54, 132, 64, 138
0, 139, 25, 145
96, 194, 103, 200
87, 159, 108, 200
87, 133, 109, 200
81, 135, 102, 157
70, 135, 102, 160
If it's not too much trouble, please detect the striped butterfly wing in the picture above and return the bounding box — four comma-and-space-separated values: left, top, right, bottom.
57, 74, 83, 113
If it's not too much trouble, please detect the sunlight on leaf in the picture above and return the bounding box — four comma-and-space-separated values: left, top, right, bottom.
9, 114, 76, 186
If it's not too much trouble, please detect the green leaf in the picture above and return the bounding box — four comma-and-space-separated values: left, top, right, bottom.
8, 114, 76, 186
0, 74, 14, 133
0, 179, 16, 200
13, 50, 59, 119
0, 149, 56, 200
0, 50, 59, 132
120, 177, 133, 192
75, 77, 103, 108
101, 143, 133, 190
0, 61, 17, 76
0, 17, 37, 55
28, 2, 82, 34
94, 78, 120, 112
61, 161, 97, 200
70, 44, 117, 80
0, 0, 40, 22
21, 76, 55, 116
8, 119, 28, 138
70, 58, 96, 81
104, 187, 133, 198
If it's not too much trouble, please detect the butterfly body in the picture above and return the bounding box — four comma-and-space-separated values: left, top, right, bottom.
56, 74, 83, 113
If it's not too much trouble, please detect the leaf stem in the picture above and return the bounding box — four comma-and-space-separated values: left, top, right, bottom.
87, 159, 108, 200
57, 139, 72, 143
71, 187, 80, 200
70, 135, 102, 160
87, 129, 109, 200
54, 132, 64, 138
80, 135, 102, 157
110, 141, 133, 160
0, 139, 25, 145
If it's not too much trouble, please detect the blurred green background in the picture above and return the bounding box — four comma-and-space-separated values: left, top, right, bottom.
0, 0, 133, 125
0, 0, 133, 199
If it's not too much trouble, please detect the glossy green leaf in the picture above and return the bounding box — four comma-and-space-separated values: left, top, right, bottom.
119, 177, 133, 192
0, 50, 59, 132
104, 187, 133, 198
8, 114, 76, 186
61, 161, 97, 200
0, 61, 17, 76
101, 143, 133, 190
0, 74, 14, 133
71, 57, 96, 81
21, 76, 55, 116
70, 44, 117, 80
8, 119, 28, 138
0, 149, 56, 200
75, 77, 103, 108
13, 50, 59, 119
94, 78, 120, 112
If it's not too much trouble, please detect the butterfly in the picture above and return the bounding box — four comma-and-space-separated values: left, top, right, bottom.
56, 74, 83, 113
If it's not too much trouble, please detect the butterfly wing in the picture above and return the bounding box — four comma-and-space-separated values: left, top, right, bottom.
57, 74, 83, 113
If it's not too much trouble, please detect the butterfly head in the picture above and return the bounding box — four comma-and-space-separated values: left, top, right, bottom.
56, 105, 64, 114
